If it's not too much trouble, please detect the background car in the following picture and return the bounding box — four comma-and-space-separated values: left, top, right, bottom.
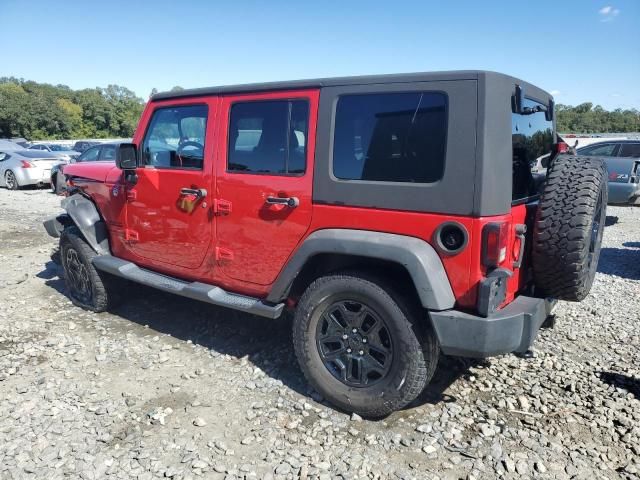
0, 139, 22, 151
50, 142, 122, 194
0, 149, 60, 190
71, 140, 101, 153
29, 143, 79, 162
576, 140, 640, 205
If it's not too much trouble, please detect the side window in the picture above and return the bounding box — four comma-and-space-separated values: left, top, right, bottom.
100, 145, 116, 161
581, 143, 618, 157
332, 92, 447, 183
619, 143, 640, 158
142, 105, 208, 169
78, 146, 100, 162
228, 100, 309, 175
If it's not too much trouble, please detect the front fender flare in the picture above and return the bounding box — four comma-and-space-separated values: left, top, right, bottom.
61, 194, 110, 255
266, 229, 456, 311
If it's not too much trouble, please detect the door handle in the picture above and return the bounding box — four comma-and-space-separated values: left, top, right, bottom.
265, 196, 299, 208
180, 188, 207, 198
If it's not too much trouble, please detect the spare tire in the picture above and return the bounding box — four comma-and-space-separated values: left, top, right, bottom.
532, 155, 607, 301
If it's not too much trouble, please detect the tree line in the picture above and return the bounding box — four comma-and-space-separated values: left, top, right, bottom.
0, 77, 145, 140
0, 78, 638, 140
556, 103, 639, 134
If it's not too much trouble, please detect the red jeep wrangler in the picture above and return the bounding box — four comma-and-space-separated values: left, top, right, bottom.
44, 71, 607, 417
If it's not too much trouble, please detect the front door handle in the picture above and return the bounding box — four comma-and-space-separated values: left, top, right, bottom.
180, 187, 207, 198
266, 196, 299, 208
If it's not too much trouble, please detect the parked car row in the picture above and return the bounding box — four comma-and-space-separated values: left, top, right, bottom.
0, 138, 127, 191
50, 142, 123, 193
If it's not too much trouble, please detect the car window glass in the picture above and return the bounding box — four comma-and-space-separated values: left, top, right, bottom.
228, 100, 309, 175
512, 98, 554, 200
333, 92, 447, 183
142, 105, 208, 169
580, 143, 617, 156
619, 143, 640, 158
100, 145, 116, 160
78, 146, 100, 162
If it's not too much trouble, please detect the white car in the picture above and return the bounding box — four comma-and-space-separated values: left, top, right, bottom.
0, 149, 60, 190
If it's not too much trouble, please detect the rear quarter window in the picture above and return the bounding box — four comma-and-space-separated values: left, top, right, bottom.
512, 98, 554, 201
332, 92, 447, 183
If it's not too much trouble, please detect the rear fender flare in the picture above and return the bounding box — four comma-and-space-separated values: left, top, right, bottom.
266, 229, 456, 311
61, 194, 110, 255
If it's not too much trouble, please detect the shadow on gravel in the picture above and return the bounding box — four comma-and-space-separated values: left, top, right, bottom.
37, 260, 487, 414
598, 372, 640, 400
597, 246, 640, 280
411, 356, 488, 408
605, 215, 619, 227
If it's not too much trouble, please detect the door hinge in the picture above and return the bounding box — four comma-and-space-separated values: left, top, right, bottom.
126, 190, 137, 202
213, 199, 232, 216
215, 247, 234, 262
124, 229, 139, 242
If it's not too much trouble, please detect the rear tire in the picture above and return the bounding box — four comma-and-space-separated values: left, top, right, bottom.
5, 170, 19, 190
60, 226, 120, 312
532, 155, 608, 301
293, 272, 438, 418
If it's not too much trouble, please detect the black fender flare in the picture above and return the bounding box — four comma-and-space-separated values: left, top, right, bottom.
60, 194, 110, 255
266, 229, 456, 311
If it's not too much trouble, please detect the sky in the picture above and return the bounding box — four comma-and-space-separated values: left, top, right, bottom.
1, 0, 638, 110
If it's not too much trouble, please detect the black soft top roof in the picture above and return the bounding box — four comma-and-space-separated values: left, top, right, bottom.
151, 70, 551, 102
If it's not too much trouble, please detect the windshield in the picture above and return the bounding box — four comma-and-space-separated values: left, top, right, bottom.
48, 145, 69, 151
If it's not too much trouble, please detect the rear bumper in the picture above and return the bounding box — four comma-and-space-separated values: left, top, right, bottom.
17, 167, 51, 186
608, 182, 640, 205
430, 296, 556, 358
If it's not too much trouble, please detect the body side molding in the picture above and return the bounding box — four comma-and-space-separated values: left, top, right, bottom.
266, 229, 456, 311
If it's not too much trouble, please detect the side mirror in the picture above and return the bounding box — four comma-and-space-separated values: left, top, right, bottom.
116, 143, 138, 170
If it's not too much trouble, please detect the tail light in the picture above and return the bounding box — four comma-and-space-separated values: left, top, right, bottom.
482, 222, 509, 268
555, 142, 569, 154
20, 160, 35, 168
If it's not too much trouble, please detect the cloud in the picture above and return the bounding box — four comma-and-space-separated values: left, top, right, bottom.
550, 90, 561, 96
599, 5, 620, 21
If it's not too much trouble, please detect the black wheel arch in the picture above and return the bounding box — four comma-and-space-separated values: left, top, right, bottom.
60, 193, 110, 255
266, 229, 456, 311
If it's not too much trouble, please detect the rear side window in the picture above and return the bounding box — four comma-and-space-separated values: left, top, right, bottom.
332, 92, 447, 183
619, 143, 640, 158
100, 145, 116, 160
512, 98, 554, 200
141, 105, 208, 169
578, 143, 618, 157
228, 100, 309, 175
78, 146, 100, 162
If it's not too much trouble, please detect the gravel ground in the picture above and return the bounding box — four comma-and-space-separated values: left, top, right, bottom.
0, 188, 638, 480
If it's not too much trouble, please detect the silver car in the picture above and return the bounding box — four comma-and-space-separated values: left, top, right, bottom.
0, 149, 60, 190
28, 143, 79, 162
576, 140, 640, 205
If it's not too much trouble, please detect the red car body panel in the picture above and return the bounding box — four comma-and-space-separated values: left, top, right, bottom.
64, 89, 530, 312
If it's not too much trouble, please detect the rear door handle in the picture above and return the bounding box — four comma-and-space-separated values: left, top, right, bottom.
265, 196, 299, 208
180, 188, 207, 198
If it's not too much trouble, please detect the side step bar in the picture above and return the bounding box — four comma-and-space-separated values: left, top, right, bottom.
92, 256, 284, 319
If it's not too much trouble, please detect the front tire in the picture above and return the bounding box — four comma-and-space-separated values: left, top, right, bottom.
5, 170, 19, 190
293, 273, 438, 418
60, 226, 119, 312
